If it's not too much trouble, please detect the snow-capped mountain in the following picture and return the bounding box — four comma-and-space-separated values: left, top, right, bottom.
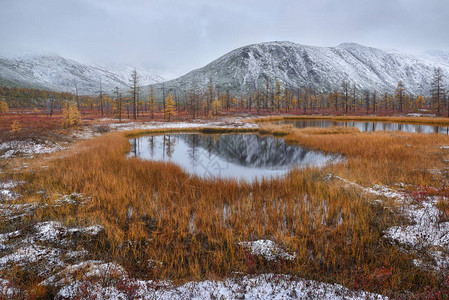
0, 54, 164, 95
149, 41, 449, 96
94, 63, 165, 87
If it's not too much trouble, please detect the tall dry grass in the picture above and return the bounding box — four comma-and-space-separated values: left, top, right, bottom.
250, 115, 449, 126
18, 124, 449, 296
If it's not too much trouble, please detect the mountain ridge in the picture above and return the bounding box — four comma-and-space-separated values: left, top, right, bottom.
0, 54, 164, 95
148, 41, 449, 96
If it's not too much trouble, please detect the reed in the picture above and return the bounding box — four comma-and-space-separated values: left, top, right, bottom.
13, 123, 449, 296
251, 115, 449, 127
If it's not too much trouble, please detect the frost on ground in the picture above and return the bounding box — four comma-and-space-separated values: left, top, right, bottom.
107, 120, 258, 132
406, 113, 436, 117
52, 192, 90, 206
0, 140, 63, 159
0, 278, 23, 299
0, 213, 383, 299
0, 180, 23, 201
383, 195, 449, 271
239, 239, 296, 261
329, 174, 404, 201
0, 193, 102, 293
0, 202, 38, 221
33, 221, 104, 244
329, 174, 449, 272
54, 268, 385, 300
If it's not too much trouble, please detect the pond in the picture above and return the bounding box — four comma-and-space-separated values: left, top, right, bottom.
274, 119, 449, 135
128, 133, 341, 182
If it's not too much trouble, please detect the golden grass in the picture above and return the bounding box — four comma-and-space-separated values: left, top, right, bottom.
12, 123, 449, 296
250, 115, 449, 127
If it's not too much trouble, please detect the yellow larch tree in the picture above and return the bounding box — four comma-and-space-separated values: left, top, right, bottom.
63, 103, 82, 128
164, 94, 177, 121
0, 96, 8, 113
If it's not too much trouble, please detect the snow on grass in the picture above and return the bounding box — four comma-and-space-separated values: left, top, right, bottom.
383, 196, 449, 250
0, 278, 24, 299
0, 180, 24, 201
107, 120, 259, 132
330, 174, 404, 201
239, 239, 296, 261
0, 221, 103, 278
0, 245, 65, 275
55, 271, 386, 300
52, 193, 89, 206
330, 174, 449, 271
34, 221, 103, 243
406, 113, 436, 117
0, 202, 38, 221
414, 250, 449, 271
0, 231, 21, 251
40, 260, 127, 288
0, 140, 63, 159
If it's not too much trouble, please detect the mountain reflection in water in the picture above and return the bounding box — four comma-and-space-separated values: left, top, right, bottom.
129, 134, 340, 181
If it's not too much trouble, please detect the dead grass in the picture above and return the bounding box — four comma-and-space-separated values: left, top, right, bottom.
251, 115, 449, 127
10, 121, 449, 297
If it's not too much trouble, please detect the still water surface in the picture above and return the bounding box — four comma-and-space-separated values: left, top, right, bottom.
275, 119, 449, 134
129, 133, 340, 181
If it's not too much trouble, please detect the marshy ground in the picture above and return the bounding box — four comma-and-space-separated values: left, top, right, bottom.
1, 113, 449, 299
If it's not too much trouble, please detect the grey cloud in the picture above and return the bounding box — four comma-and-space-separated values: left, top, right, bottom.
0, 0, 448, 78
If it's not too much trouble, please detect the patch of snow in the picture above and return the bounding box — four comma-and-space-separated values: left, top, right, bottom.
384, 197, 449, 249
40, 260, 126, 288
239, 239, 296, 261
34, 221, 103, 242
68, 224, 104, 236
0, 180, 23, 201
0, 140, 63, 159
34, 221, 67, 242
65, 249, 89, 260
406, 113, 436, 117
0, 245, 65, 275
0, 278, 24, 299
0, 230, 21, 251
332, 175, 404, 201
108, 120, 259, 132
56, 272, 385, 300
0, 202, 39, 220
53, 193, 89, 206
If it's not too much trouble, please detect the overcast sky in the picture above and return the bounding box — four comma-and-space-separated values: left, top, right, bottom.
1, 0, 448, 78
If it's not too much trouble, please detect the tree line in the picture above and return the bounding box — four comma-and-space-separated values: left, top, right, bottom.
0, 67, 447, 120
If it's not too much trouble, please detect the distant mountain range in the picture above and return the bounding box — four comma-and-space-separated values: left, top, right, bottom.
0, 54, 164, 95
149, 41, 449, 96
1, 42, 449, 96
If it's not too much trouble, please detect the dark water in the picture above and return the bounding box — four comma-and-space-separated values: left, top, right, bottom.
128, 134, 341, 181
275, 119, 449, 134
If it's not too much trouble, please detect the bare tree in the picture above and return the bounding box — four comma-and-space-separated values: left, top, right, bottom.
129, 69, 139, 120
115, 87, 122, 122
394, 81, 406, 112
341, 80, 350, 113
430, 67, 446, 114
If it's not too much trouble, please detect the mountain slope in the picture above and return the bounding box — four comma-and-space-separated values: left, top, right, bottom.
0, 54, 164, 95
150, 41, 449, 96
